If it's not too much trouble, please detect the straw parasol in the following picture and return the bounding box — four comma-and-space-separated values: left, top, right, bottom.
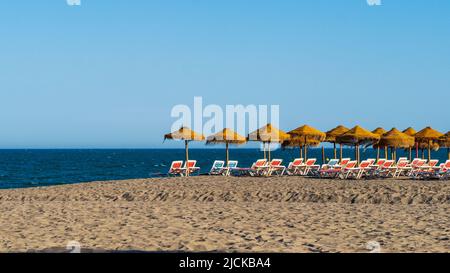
336, 126, 380, 163
247, 124, 290, 162
378, 128, 415, 162
325, 125, 349, 160
285, 125, 326, 161
439, 131, 450, 160
402, 127, 417, 160
164, 127, 205, 176
415, 127, 444, 161
206, 128, 247, 167
372, 127, 387, 161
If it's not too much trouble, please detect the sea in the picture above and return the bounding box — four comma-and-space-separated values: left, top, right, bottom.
0, 148, 448, 189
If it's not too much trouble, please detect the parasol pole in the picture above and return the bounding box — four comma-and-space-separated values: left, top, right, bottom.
408, 147, 412, 162
354, 144, 358, 163
376, 146, 380, 162
421, 148, 424, 159
185, 140, 189, 177
448, 147, 450, 160
358, 144, 361, 164
340, 144, 343, 161
333, 142, 337, 159
299, 144, 303, 158
304, 135, 307, 160
268, 142, 271, 162
322, 146, 326, 165
226, 142, 229, 167
263, 142, 267, 160
428, 140, 431, 162
385, 146, 388, 160
416, 143, 419, 158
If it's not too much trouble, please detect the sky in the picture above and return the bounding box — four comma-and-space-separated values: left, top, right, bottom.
0, 0, 449, 148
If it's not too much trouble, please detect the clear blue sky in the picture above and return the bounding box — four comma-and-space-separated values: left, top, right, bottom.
0, 0, 449, 148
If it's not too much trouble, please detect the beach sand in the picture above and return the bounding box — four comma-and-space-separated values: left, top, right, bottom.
1, 176, 449, 253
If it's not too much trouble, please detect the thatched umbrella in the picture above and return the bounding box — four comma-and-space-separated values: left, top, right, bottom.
206, 128, 247, 167
336, 126, 380, 164
439, 132, 450, 160
325, 125, 349, 160
164, 127, 205, 176
402, 127, 417, 160
372, 127, 387, 161
248, 124, 290, 162
415, 127, 444, 161
282, 125, 325, 161
378, 128, 415, 162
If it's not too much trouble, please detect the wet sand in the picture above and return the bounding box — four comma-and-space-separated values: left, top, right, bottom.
1, 176, 449, 252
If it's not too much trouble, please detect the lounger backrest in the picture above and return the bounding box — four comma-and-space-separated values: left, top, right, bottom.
185, 160, 197, 168
340, 158, 350, 165
359, 161, 371, 168
169, 161, 183, 172
428, 160, 439, 167
345, 161, 357, 169
227, 161, 238, 168
445, 160, 450, 168
254, 159, 267, 167
397, 157, 408, 164
328, 159, 339, 166
411, 158, 421, 166
366, 159, 376, 165
397, 160, 408, 167
376, 159, 386, 166
416, 160, 426, 167
292, 158, 303, 166
270, 159, 282, 167
306, 158, 317, 166
210, 160, 224, 172
383, 160, 394, 168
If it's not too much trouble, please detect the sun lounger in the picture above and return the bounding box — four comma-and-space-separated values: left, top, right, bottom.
342, 161, 372, 179
366, 158, 376, 166
438, 160, 450, 179
298, 158, 319, 176
409, 159, 427, 177
317, 159, 341, 178
242, 159, 268, 176
321, 158, 340, 169
286, 158, 304, 175
414, 160, 444, 179
390, 160, 410, 178
337, 161, 358, 179
180, 160, 200, 176
262, 159, 286, 176
376, 160, 395, 178
223, 160, 239, 176
168, 160, 184, 176
209, 160, 225, 175
372, 159, 386, 170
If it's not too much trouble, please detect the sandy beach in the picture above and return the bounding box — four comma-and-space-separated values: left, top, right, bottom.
1, 176, 449, 253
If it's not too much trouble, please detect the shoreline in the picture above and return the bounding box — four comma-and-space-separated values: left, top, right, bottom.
1, 176, 450, 252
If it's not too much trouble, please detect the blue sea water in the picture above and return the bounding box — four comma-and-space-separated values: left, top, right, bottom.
0, 148, 448, 189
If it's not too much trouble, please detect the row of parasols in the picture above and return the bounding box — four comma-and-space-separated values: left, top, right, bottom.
165, 124, 450, 176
